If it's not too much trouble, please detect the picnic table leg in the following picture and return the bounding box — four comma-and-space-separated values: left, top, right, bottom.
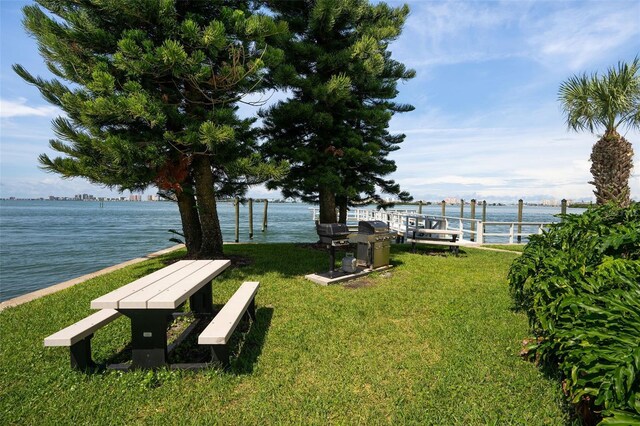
189, 281, 213, 317
122, 309, 173, 369
248, 298, 256, 321
451, 235, 460, 256
211, 345, 230, 367
69, 335, 94, 370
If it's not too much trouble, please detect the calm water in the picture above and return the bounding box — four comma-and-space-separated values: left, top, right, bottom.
0, 200, 579, 301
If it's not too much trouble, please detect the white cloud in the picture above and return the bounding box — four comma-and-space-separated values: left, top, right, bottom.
526, 3, 640, 70
388, 119, 640, 202
393, 1, 639, 71
0, 175, 119, 198
397, 1, 524, 68
402, 175, 508, 187
0, 98, 60, 118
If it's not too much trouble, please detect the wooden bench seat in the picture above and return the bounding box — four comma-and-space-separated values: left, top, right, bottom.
44, 309, 122, 370
198, 281, 259, 367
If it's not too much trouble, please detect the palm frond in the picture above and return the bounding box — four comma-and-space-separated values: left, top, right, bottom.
558, 57, 640, 135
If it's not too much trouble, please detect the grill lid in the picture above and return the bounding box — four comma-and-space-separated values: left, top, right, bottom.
358, 220, 389, 234
316, 222, 350, 238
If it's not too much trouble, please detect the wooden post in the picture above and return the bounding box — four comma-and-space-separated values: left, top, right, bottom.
418, 201, 423, 214
441, 200, 446, 217
234, 196, 240, 243
262, 199, 268, 232
470, 199, 476, 242
479, 200, 486, 244
561, 199, 567, 219
248, 198, 254, 240
517, 199, 523, 243
460, 199, 464, 218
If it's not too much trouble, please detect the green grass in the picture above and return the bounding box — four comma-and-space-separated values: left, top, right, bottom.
0, 244, 568, 425
482, 244, 526, 253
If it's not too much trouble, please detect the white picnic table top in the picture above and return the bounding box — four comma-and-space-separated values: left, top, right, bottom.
91, 259, 230, 310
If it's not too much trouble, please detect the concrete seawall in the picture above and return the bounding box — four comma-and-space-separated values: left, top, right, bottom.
0, 244, 185, 312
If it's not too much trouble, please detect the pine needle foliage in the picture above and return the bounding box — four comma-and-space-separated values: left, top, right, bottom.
13, 0, 288, 257
260, 0, 415, 223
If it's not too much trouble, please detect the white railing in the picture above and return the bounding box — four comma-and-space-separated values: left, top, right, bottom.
310, 207, 551, 244
481, 221, 548, 244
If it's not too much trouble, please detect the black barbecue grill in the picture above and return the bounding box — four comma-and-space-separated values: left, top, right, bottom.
316, 223, 351, 246
316, 222, 351, 277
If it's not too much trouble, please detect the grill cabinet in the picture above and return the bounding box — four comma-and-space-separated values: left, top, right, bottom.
353, 220, 394, 268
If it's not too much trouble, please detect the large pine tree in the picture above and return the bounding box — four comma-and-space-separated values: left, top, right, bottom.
14, 0, 286, 257
260, 0, 415, 223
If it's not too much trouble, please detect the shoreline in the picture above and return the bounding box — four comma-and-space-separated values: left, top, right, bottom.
0, 241, 521, 311
0, 244, 185, 312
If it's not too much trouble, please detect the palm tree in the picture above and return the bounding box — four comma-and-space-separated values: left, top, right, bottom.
558, 57, 640, 207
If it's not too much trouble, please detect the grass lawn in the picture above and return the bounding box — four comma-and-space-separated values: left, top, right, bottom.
482, 244, 526, 253
0, 244, 568, 425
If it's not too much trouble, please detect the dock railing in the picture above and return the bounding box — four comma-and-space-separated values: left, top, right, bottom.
310, 207, 551, 244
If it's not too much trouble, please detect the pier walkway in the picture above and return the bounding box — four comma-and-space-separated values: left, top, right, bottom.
310, 207, 551, 245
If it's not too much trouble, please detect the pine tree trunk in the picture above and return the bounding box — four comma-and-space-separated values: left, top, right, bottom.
176, 182, 202, 258
337, 196, 348, 224
319, 186, 337, 223
192, 155, 225, 258
590, 131, 634, 207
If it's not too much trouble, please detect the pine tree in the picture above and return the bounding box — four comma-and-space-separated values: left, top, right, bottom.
14, 0, 287, 257
260, 0, 415, 223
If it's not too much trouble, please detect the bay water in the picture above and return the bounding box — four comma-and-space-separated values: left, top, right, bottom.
0, 200, 577, 301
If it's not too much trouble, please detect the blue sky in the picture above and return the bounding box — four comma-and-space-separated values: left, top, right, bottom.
1, 1, 639, 202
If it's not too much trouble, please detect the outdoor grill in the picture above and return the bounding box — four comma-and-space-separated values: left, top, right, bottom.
352, 220, 395, 269
316, 222, 352, 277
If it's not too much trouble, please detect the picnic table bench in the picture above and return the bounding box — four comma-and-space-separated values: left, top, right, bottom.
44, 259, 260, 370
406, 228, 463, 255
199, 281, 259, 365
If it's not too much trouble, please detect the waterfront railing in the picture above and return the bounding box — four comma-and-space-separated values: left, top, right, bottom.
310, 207, 552, 244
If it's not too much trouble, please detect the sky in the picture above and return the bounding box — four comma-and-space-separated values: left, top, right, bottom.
1, 1, 639, 203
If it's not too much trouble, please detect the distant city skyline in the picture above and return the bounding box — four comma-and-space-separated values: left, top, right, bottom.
1, 1, 639, 202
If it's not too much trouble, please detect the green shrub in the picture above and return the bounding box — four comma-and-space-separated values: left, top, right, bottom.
508, 203, 640, 424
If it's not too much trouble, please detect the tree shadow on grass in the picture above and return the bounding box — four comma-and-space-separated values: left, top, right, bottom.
216, 242, 415, 279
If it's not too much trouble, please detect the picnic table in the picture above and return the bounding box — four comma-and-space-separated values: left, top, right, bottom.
91, 259, 230, 368
45, 259, 262, 371
406, 228, 463, 255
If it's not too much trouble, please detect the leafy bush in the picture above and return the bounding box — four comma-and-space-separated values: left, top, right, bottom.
508, 203, 640, 424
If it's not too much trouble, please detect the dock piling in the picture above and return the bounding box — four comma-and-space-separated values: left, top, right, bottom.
234, 196, 240, 243
262, 200, 268, 232
517, 199, 523, 243
249, 198, 254, 239
470, 199, 476, 242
